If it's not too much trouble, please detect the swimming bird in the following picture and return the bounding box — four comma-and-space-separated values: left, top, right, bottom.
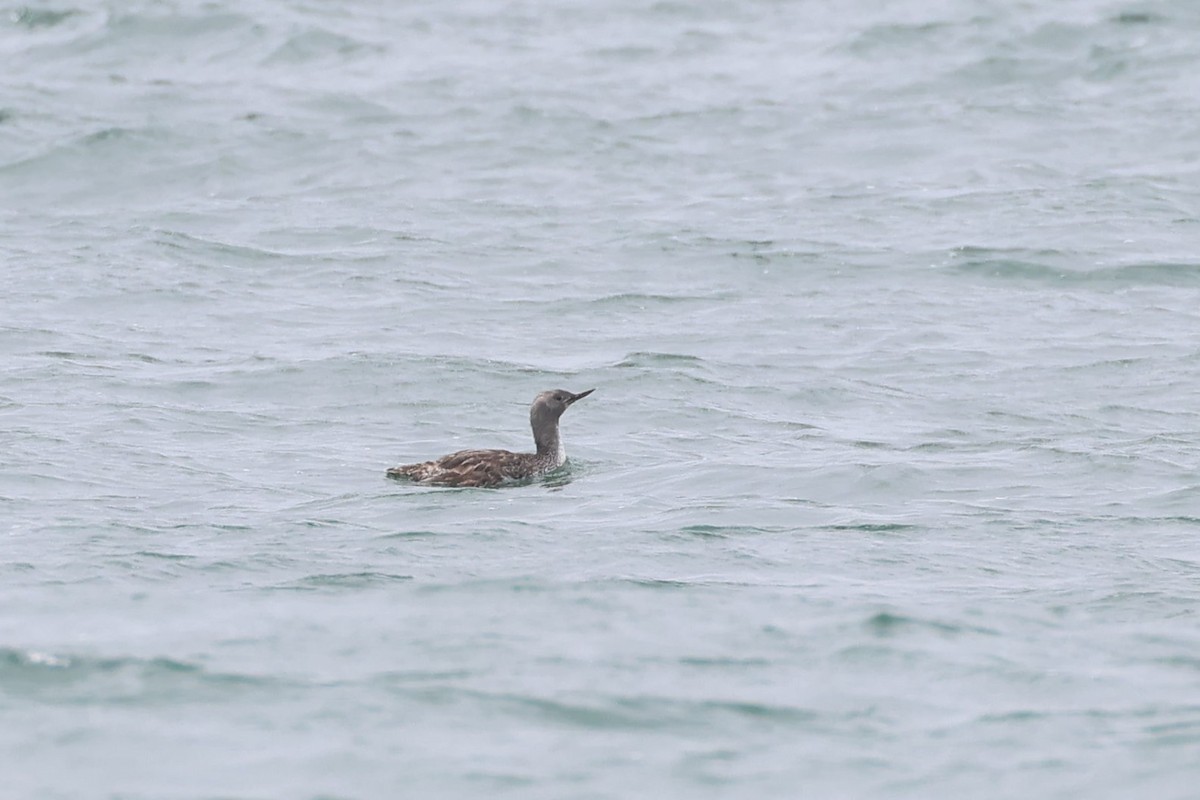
386, 388, 594, 487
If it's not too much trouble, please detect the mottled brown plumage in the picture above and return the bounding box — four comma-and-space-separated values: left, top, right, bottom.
387, 389, 594, 488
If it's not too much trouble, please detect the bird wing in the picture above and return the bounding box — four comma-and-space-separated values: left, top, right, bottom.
431, 449, 530, 487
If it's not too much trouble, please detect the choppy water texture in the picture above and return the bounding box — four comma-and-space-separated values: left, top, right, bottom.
4, 0, 1200, 797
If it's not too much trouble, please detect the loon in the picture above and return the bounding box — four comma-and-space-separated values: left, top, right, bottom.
386, 389, 594, 487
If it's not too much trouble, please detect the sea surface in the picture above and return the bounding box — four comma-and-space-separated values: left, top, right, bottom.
3, 0, 1200, 797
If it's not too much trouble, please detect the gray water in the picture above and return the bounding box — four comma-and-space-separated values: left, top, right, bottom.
4, 1, 1200, 797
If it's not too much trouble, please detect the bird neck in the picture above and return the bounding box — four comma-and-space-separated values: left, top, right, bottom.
532, 417, 562, 459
